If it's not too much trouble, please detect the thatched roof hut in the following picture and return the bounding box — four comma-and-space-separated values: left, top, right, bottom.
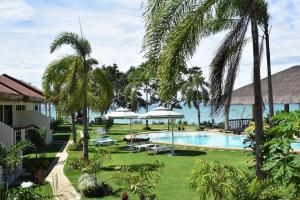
231, 65, 300, 105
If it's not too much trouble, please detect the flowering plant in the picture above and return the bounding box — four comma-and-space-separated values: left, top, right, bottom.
10, 181, 41, 200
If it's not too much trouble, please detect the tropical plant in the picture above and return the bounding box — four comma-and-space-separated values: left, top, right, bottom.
181, 67, 209, 128
262, 137, 300, 188
0, 182, 9, 200
0, 142, 32, 177
189, 160, 249, 200
81, 147, 113, 178
142, 0, 269, 178
112, 161, 164, 200
189, 160, 292, 200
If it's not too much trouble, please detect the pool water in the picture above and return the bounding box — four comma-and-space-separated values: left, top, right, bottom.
139, 131, 300, 150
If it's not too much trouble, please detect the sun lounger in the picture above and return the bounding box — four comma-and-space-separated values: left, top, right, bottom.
148, 145, 172, 154
133, 143, 155, 152
91, 138, 117, 146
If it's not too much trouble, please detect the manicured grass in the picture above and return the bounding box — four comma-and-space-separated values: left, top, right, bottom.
65, 124, 253, 200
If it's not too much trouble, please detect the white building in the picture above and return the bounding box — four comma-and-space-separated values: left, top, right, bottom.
0, 74, 52, 146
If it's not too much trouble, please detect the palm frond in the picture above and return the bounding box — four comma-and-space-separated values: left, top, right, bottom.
142, 0, 199, 61
50, 32, 91, 57
210, 17, 249, 113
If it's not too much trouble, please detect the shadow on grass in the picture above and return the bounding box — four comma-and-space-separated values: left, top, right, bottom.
53, 133, 71, 141
102, 163, 161, 172
174, 149, 207, 157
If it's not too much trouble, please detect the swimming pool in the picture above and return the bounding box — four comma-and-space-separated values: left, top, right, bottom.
138, 131, 300, 150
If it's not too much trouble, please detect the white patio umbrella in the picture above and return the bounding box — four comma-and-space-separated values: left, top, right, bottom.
103, 108, 139, 145
139, 107, 184, 155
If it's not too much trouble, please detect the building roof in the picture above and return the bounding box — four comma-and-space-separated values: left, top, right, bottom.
0, 74, 44, 102
231, 65, 300, 105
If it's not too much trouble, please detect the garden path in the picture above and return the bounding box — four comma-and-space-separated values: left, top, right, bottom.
45, 141, 81, 200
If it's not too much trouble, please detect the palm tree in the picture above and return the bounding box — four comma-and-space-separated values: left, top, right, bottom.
49, 32, 98, 160
143, 0, 268, 178
43, 55, 83, 144
89, 68, 113, 114
181, 69, 209, 129
259, 1, 274, 126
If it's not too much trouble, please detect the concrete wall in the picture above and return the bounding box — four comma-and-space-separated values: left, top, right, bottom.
0, 122, 14, 146
14, 110, 52, 144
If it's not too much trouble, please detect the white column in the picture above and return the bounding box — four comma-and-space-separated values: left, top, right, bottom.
21, 129, 26, 141
48, 103, 51, 118
44, 103, 48, 116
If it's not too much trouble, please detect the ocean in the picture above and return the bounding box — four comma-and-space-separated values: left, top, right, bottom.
42, 103, 299, 125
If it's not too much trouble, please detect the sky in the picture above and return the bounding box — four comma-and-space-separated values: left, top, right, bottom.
0, 0, 299, 90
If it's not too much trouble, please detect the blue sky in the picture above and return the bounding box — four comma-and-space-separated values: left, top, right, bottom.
0, 0, 299, 90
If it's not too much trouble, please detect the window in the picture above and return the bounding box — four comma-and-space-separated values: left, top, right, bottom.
16, 105, 26, 111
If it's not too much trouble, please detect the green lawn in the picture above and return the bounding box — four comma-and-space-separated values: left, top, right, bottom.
65, 124, 253, 200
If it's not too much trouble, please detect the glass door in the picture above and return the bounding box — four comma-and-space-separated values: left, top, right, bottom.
3, 105, 13, 127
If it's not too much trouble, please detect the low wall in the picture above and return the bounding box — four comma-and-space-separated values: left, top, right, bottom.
14, 111, 52, 144
0, 122, 14, 146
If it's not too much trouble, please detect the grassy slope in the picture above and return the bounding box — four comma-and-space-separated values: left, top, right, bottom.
65, 124, 252, 200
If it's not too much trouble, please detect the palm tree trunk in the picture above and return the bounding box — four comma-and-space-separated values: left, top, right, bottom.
224, 103, 230, 131
264, 21, 274, 127
71, 112, 77, 143
82, 66, 89, 160
145, 86, 149, 129
197, 106, 201, 129
251, 3, 265, 179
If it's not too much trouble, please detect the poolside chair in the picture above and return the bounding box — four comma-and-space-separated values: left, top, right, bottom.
148, 145, 172, 154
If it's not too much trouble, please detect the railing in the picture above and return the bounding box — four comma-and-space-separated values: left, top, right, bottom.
228, 118, 253, 133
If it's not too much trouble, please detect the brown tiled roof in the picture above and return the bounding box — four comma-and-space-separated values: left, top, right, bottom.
0, 74, 44, 102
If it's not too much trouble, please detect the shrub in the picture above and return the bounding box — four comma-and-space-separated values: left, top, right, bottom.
78, 174, 101, 197
121, 192, 129, 200
67, 157, 86, 170
196, 126, 205, 131
99, 182, 113, 196
26, 129, 45, 147
67, 143, 83, 151
50, 118, 64, 130
105, 119, 113, 129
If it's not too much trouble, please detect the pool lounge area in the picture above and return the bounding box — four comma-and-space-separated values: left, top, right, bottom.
138, 131, 300, 150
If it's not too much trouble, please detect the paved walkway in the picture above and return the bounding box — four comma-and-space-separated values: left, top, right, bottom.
46, 141, 81, 200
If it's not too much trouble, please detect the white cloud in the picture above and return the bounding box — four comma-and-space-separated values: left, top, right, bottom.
0, 0, 299, 91
0, 0, 34, 21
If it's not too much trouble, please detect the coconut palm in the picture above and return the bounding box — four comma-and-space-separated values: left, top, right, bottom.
143, 0, 268, 178
181, 69, 209, 128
